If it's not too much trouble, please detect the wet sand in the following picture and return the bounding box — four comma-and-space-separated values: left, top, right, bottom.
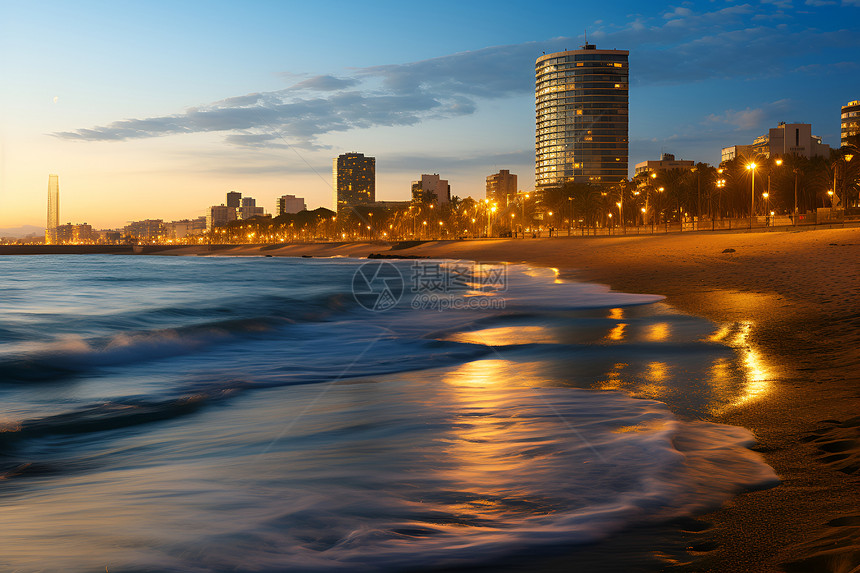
157, 227, 860, 572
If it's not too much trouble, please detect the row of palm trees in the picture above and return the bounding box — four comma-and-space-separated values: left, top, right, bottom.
538, 144, 859, 230
205, 142, 859, 243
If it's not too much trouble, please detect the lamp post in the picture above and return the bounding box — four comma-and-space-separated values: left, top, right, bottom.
567, 197, 573, 236
714, 175, 726, 231
762, 192, 770, 226
746, 163, 757, 229
648, 172, 657, 233
521, 193, 529, 239
793, 167, 800, 226
833, 153, 855, 214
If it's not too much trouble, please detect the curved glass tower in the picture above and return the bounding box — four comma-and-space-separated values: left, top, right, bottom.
535, 44, 628, 188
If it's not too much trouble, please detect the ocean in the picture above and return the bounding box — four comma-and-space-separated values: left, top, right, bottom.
0, 255, 777, 572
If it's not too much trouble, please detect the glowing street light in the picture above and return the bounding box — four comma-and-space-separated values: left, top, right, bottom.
747, 162, 757, 228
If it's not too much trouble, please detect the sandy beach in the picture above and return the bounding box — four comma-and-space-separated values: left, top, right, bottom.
4, 226, 857, 571
149, 226, 860, 572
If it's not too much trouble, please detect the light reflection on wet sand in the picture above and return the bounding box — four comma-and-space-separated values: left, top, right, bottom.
436, 303, 775, 420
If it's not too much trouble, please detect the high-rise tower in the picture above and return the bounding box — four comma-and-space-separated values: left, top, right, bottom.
535, 43, 628, 188
46, 174, 59, 244
333, 152, 375, 213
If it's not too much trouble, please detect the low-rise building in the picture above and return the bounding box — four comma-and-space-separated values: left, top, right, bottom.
722, 122, 830, 163
207, 205, 237, 230
124, 219, 165, 242
411, 174, 450, 204
239, 197, 266, 220
634, 153, 695, 176
277, 195, 307, 215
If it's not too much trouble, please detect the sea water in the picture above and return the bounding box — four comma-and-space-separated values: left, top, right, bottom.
0, 255, 777, 572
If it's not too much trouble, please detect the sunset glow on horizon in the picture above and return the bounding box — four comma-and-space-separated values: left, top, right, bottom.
1, 0, 858, 230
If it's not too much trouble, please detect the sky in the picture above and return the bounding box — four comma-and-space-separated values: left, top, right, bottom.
0, 0, 858, 229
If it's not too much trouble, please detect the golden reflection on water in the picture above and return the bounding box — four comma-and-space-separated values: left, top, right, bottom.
437, 359, 559, 518
635, 361, 669, 400
596, 362, 627, 391
605, 323, 627, 341
444, 325, 557, 346
645, 322, 670, 341
708, 321, 773, 412
608, 308, 624, 321
709, 357, 733, 393
708, 325, 732, 343
730, 322, 771, 407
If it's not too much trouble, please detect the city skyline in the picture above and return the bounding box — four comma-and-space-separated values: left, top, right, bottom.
1, 0, 858, 228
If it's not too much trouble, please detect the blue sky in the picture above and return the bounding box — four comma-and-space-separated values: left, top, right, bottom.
1, 0, 858, 228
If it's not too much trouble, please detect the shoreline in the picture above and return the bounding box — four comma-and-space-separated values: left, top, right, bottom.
5, 228, 858, 571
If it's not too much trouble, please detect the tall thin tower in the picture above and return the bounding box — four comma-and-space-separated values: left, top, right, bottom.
47, 175, 59, 244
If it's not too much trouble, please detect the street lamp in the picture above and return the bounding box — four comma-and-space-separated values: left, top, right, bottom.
746, 163, 757, 228
766, 158, 782, 228
522, 193, 529, 239
714, 176, 726, 231
762, 192, 770, 226
567, 197, 573, 236
833, 153, 856, 213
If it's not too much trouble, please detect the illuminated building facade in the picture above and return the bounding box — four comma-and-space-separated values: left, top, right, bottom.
124, 219, 165, 242
46, 174, 59, 244
411, 174, 450, 204
333, 152, 375, 213
535, 44, 628, 188
843, 100, 860, 146
486, 170, 517, 205
239, 197, 265, 220
207, 205, 237, 230
277, 195, 307, 215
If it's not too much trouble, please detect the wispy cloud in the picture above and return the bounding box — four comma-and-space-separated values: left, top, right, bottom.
705, 99, 792, 130
53, 2, 860, 149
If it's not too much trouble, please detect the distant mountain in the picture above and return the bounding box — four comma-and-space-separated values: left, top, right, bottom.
0, 225, 44, 238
